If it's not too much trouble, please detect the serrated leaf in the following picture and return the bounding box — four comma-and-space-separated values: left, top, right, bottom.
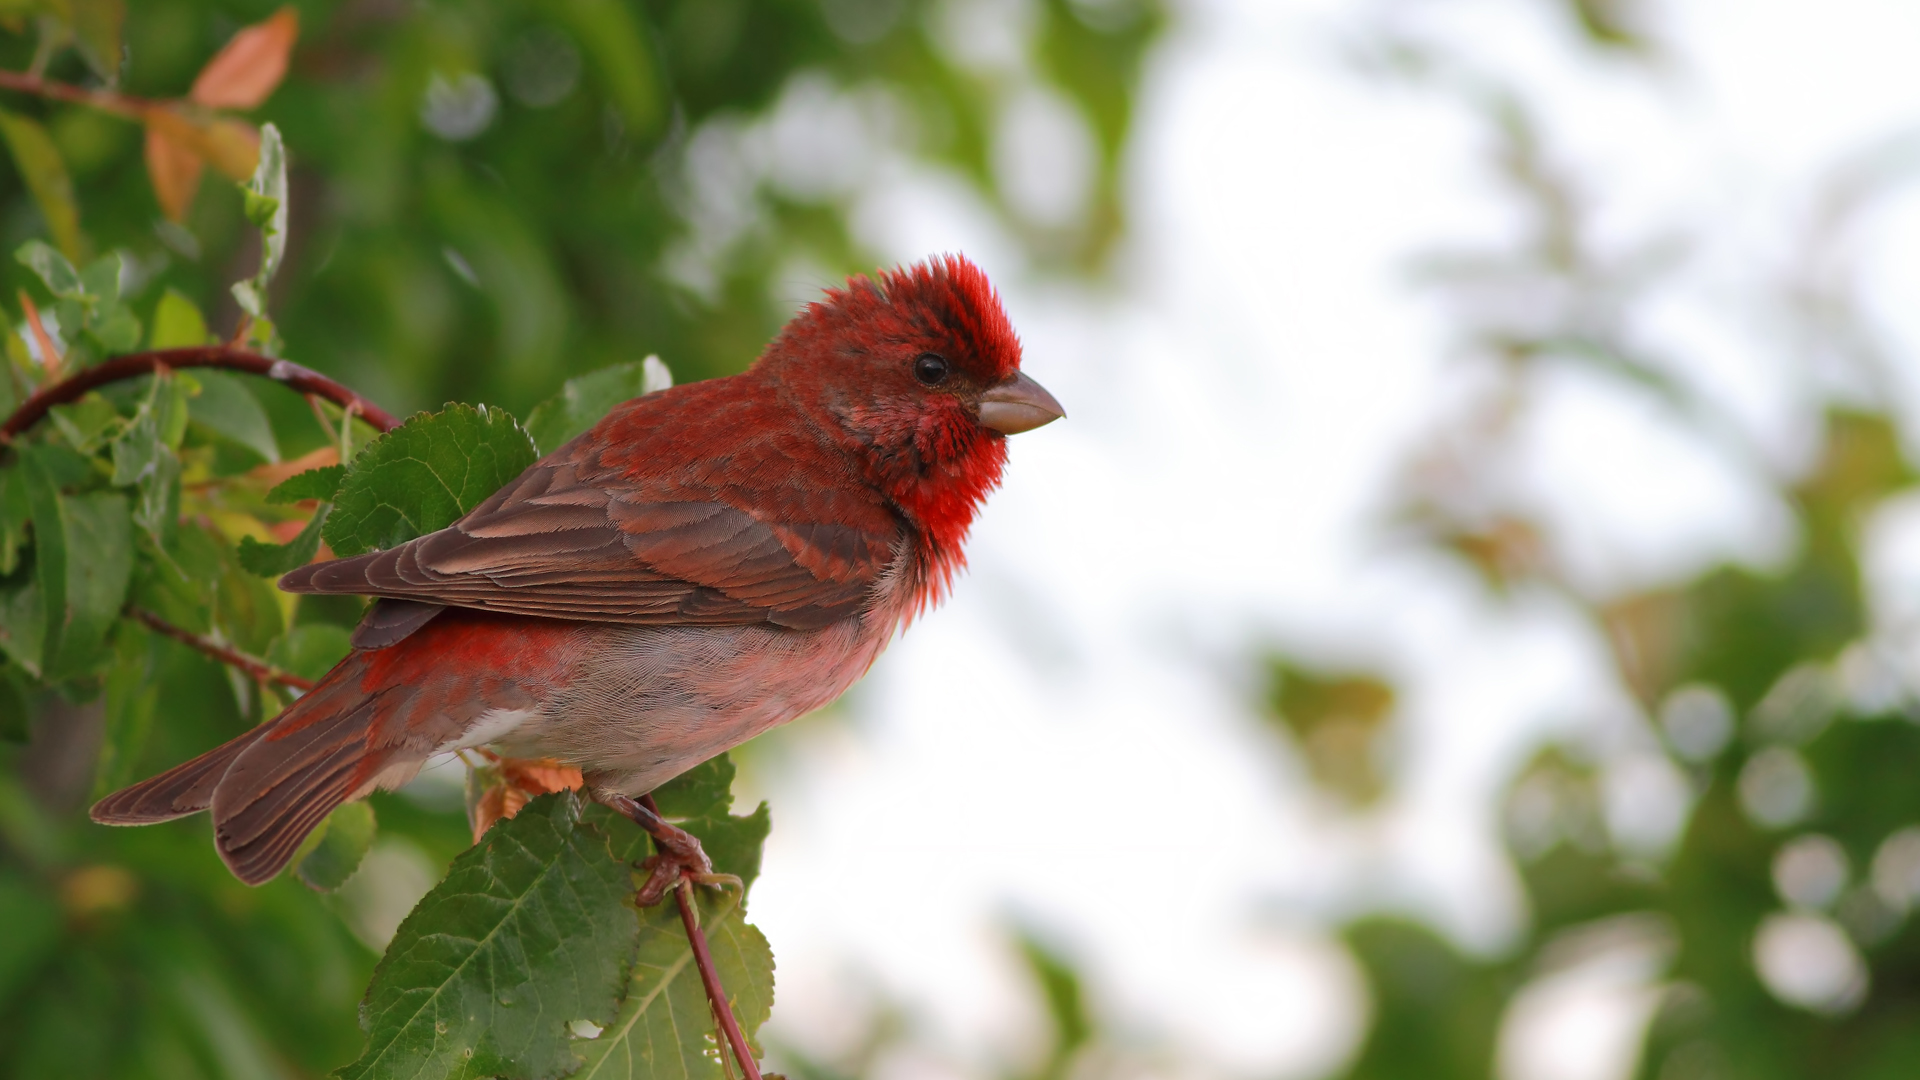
149, 288, 209, 348
237, 505, 326, 576
570, 891, 774, 1079
188, 369, 278, 463
609, 755, 770, 890
524, 356, 671, 455
267, 464, 344, 504
337, 792, 637, 1080
324, 403, 537, 557
0, 114, 82, 263
22, 447, 133, 680
648, 754, 734, 821
297, 801, 375, 891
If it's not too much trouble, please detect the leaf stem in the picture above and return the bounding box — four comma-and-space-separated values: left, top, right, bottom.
643, 793, 764, 1080
0, 345, 400, 442
0, 68, 163, 121
127, 607, 314, 691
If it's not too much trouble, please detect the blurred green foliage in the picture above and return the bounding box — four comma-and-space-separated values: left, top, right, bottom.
0, 0, 1164, 1076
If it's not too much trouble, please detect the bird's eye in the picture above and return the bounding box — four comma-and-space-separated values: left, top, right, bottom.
913, 353, 951, 386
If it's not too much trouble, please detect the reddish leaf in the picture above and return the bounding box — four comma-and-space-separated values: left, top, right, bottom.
143, 126, 204, 222
142, 107, 259, 180
469, 757, 586, 843
190, 7, 300, 111
18, 290, 61, 379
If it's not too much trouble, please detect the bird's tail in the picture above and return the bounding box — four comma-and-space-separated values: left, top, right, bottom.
89, 652, 402, 885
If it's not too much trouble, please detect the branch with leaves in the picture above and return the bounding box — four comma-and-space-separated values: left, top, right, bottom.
0, 107, 771, 1079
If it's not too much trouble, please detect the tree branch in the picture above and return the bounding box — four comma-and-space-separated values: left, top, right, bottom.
128, 607, 315, 692
644, 794, 764, 1080
1, 345, 401, 441
0, 68, 162, 120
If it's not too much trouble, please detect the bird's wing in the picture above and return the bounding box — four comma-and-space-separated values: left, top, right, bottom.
279, 452, 904, 631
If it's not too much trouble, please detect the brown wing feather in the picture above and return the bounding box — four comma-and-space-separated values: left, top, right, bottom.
89, 722, 272, 825
212, 701, 387, 885
280, 421, 904, 630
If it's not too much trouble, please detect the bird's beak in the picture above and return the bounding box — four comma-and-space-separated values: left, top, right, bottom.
977, 372, 1065, 435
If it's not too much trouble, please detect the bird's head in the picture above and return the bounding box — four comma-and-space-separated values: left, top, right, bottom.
758, 254, 1063, 558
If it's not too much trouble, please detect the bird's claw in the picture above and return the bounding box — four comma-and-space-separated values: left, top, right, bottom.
596, 790, 739, 906
633, 835, 712, 906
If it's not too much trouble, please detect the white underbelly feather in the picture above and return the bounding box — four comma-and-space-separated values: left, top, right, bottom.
492, 615, 893, 793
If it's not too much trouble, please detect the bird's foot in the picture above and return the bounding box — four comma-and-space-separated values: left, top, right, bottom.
598, 792, 742, 906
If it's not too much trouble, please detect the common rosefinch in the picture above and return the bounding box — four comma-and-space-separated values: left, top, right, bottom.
92, 254, 1062, 887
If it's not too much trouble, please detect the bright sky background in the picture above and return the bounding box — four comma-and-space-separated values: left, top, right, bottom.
695, 1, 1920, 1075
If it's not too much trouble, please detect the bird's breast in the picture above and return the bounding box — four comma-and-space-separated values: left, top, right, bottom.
494, 613, 895, 794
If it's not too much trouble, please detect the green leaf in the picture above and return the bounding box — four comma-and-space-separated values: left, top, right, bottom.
620, 754, 771, 890
230, 279, 267, 319
13, 239, 80, 298
47, 392, 121, 452
324, 403, 537, 557
0, 581, 43, 678
267, 465, 345, 505
297, 801, 376, 891
0, 669, 28, 744
87, 302, 141, 354
0, 464, 28, 577
524, 356, 671, 455
70, 0, 126, 84
337, 792, 638, 1080
214, 536, 284, 657
22, 447, 132, 680
243, 123, 289, 287
77, 252, 121, 309
267, 623, 353, 683
237, 506, 327, 577
559, 0, 664, 139
0, 117, 82, 263
92, 622, 156, 797
111, 371, 187, 548
187, 370, 279, 463
648, 753, 733, 820
148, 288, 209, 348
569, 890, 775, 1079
242, 189, 280, 231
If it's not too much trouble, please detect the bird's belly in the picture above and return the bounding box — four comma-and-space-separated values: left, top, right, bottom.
493, 617, 887, 794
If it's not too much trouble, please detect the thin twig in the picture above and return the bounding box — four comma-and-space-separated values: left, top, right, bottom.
0, 345, 401, 441
0, 68, 162, 120
642, 794, 763, 1080
128, 607, 315, 691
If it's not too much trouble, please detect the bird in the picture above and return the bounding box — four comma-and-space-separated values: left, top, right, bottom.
90, 254, 1063, 888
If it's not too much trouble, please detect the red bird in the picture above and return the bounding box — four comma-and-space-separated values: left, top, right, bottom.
91, 254, 1062, 887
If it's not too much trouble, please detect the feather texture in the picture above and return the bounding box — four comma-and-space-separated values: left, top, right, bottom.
93, 253, 1049, 886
